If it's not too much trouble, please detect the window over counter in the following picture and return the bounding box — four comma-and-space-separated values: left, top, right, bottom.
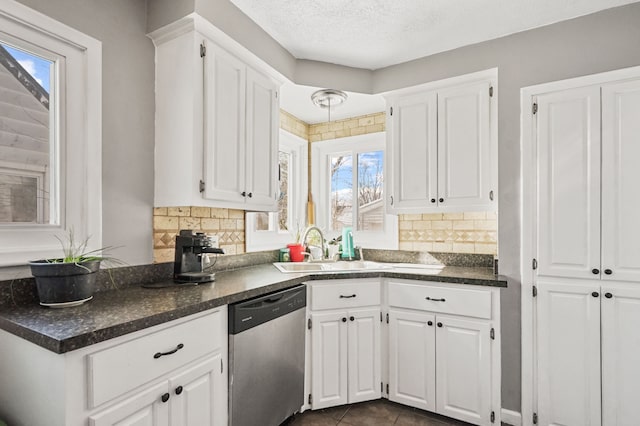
245, 129, 307, 251
313, 132, 398, 249
0, 0, 101, 266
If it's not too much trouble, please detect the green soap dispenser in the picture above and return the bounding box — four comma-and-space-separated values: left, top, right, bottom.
341, 227, 354, 259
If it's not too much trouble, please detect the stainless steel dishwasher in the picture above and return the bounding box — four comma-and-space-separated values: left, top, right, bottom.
228, 284, 306, 426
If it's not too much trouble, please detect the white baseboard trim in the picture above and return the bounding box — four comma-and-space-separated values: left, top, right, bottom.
501, 408, 522, 426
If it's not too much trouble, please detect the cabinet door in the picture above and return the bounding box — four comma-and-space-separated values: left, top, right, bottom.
311, 311, 348, 409
347, 308, 381, 404
203, 41, 246, 203
389, 91, 437, 211
601, 285, 640, 426
435, 315, 491, 425
601, 78, 640, 282
245, 67, 278, 210
388, 309, 435, 411
437, 81, 493, 209
89, 382, 169, 426
169, 354, 225, 426
535, 86, 601, 280
536, 281, 601, 426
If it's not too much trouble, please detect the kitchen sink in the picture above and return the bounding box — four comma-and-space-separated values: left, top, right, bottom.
273, 261, 393, 273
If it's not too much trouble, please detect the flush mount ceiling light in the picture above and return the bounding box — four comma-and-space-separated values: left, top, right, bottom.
311, 88, 348, 122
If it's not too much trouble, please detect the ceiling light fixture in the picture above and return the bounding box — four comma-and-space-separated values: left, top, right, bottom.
311, 88, 348, 122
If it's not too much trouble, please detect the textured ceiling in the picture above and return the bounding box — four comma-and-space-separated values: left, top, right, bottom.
230, 0, 638, 70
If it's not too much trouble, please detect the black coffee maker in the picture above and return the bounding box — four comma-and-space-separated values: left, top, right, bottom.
174, 230, 224, 283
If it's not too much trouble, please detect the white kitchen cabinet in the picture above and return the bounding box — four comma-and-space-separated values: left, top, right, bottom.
385, 69, 497, 213
308, 280, 381, 410
535, 281, 602, 426
0, 308, 227, 426
150, 16, 280, 211
601, 285, 640, 426
386, 280, 500, 426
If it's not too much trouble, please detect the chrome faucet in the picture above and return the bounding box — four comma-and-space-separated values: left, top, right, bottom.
301, 226, 326, 261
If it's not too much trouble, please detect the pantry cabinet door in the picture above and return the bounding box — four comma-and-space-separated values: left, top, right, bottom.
203, 41, 246, 204
601, 285, 640, 426
389, 91, 438, 211
536, 281, 601, 426
245, 67, 278, 210
388, 309, 435, 411
347, 308, 381, 404
437, 81, 493, 209
601, 78, 640, 282
311, 311, 348, 409
535, 86, 601, 280
435, 315, 491, 425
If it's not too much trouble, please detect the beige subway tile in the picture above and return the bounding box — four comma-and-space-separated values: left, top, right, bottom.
443, 213, 464, 220
453, 243, 476, 253
314, 124, 329, 134
236, 219, 245, 230
329, 122, 344, 131
221, 219, 237, 229
153, 216, 179, 230
475, 242, 498, 255
374, 114, 386, 124
335, 129, 349, 138
321, 131, 336, 140
310, 134, 322, 142
399, 220, 412, 230
358, 116, 375, 126
486, 211, 498, 220
433, 242, 453, 252
422, 213, 443, 220
201, 218, 221, 230
398, 242, 414, 251
431, 220, 453, 230
463, 211, 487, 220
413, 242, 434, 252
211, 208, 229, 219
350, 127, 366, 136
452, 220, 475, 230
153, 207, 168, 216
365, 124, 384, 133
167, 206, 190, 217
190, 207, 211, 218
473, 220, 498, 230
413, 221, 432, 230
343, 119, 358, 129
179, 216, 201, 230
228, 209, 244, 219
153, 248, 174, 263
236, 244, 245, 254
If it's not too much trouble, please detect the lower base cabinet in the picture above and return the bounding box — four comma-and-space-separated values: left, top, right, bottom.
0, 308, 227, 426
307, 279, 501, 426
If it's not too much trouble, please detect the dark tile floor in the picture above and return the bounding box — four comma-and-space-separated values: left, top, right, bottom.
285, 399, 473, 426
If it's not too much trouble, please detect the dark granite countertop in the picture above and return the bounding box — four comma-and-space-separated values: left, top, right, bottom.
0, 263, 506, 354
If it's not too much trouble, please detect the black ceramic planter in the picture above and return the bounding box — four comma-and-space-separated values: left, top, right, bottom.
29, 260, 101, 307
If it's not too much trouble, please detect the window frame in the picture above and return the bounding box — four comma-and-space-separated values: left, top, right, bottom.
245, 129, 308, 251
0, 0, 102, 267
313, 132, 398, 249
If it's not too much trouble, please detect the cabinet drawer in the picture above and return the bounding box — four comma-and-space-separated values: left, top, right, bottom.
87, 309, 223, 408
388, 281, 492, 319
311, 280, 380, 310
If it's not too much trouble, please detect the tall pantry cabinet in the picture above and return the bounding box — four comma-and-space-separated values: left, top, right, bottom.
523, 69, 640, 426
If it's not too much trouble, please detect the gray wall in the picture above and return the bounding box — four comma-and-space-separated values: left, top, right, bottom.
15, 0, 156, 266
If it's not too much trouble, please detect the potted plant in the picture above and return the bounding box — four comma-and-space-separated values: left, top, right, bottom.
29, 230, 116, 308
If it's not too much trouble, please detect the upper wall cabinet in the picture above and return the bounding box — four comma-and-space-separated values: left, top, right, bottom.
150, 16, 281, 211
385, 70, 497, 214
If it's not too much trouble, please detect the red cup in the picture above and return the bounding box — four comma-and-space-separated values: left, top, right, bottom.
287, 243, 305, 262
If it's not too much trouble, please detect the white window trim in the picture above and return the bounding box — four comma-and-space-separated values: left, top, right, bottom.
0, 0, 102, 267
246, 129, 308, 251
312, 132, 398, 250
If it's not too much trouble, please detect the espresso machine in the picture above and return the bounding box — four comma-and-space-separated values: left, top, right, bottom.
174, 230, 224, 283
